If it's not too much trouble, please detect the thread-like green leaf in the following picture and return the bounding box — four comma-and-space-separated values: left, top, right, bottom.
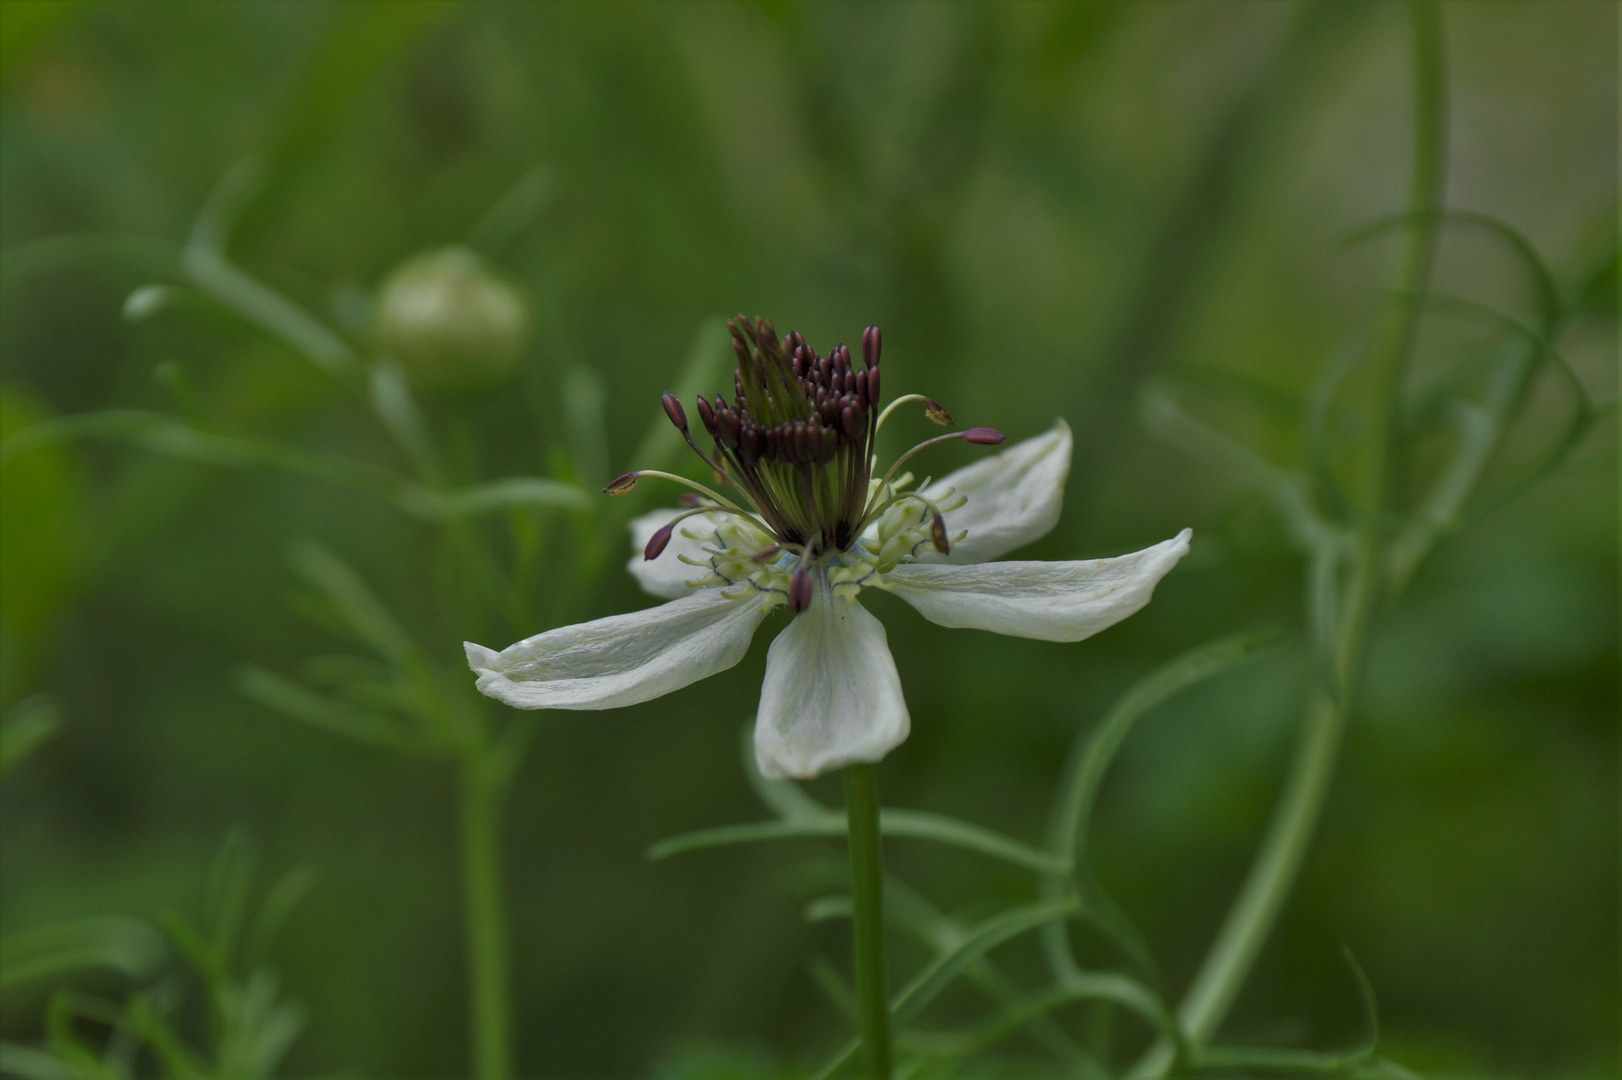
236, 667, 432, 755
286, 541, 417, 667
629, 316, 733, 473
0, 409, 591, 525
0, 917, 166, 992
244, 866, 315, 968
1140, 382, 1344, 553
1048, 629, 1286, 871
891, 897, 1079, 1027
399, 477, 591, 518
183, 245, 356, 379
1343, 210, 1561, 329
0, 1043, 75, 1080
465, 166, 560, 256
647, 808, 1062, 874
0, 694, 62, 779
1044, 629, 1285, 990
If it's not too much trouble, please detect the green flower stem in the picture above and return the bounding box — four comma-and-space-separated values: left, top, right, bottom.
1362, 0, 1447, 515
1135, 6, 1445, 1075
845, 763, 893, 1079
461, 753, 513, 1080
1181, 687, 1345, 1042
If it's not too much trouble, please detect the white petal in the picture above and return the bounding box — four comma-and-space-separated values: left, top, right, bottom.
919, 419, 1072, 564
466, 590, 767, 710
754, 590, 909, 781
884, 528, 1192, 642
626, 508, 720, 599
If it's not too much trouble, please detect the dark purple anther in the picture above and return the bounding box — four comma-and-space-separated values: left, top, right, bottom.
661, 391, 687, 431
604, 471, 639, 495
861, 324, 881, 368
678, 492, 704, 509
644, 522, 675, 560
788, 567, 813, 613
930, 513, 951, 555
841, 405, 864, 444
963, 427, 1006, 445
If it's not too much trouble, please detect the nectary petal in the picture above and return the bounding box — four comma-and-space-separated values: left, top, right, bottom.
919, 419, 1072, 564
754, 590, 910, 780
884, 528, 1191, 642
466, 590, 767, 710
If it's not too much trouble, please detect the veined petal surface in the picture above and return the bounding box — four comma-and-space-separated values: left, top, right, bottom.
755, 588, 909, 780
919, 419, 1071, 564
627, 508, 721, 599
466, 589, 767, 710
884, 528, 1191, 642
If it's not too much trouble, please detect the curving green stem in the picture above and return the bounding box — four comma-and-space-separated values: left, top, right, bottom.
461, 753, 513, 1080
1133, 4, 1446, 1075
845, 764, 893, 1079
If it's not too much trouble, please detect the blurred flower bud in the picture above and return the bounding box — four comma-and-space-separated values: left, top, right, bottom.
373, 246, 530, 391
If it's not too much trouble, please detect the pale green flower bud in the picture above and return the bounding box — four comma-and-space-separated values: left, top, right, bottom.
373, 246, 531, 391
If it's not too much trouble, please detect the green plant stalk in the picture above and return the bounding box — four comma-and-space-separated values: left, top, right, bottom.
1362, 0, 1447, 515
1180, 550, 1372, 1045
461, 754, 513, 1080
845, 764, 893, 1079
1134, 5, 1445, 1075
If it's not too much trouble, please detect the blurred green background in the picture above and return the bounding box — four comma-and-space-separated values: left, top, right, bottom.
0, 1, 1615, 1077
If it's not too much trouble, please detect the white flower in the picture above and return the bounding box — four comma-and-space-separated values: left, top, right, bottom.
467, 318, 1191, 779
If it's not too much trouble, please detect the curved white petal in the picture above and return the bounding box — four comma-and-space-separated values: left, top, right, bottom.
754, 589, 909, 781
626, 508, 721, 599
919, 419, 1072, 564
466, 590, 767, 710
884, 528, 1191, 642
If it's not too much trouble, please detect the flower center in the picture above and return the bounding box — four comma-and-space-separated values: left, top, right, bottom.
611, 315, 1005, 612
667, 472, 969, 612
697, 316, 881, 555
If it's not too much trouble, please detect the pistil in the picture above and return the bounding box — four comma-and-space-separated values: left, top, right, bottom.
637, 316, 1008, 609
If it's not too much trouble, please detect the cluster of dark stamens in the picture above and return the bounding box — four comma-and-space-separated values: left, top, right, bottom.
610, 316, 1005, 613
